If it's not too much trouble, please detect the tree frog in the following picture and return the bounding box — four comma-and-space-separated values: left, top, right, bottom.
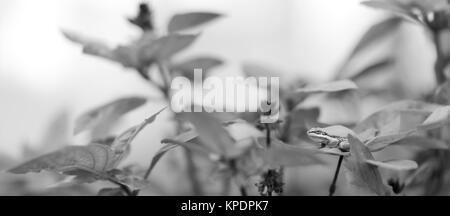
307, 126, 354, 152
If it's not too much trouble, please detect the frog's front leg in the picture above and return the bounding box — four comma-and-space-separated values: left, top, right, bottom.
327, 138, 341, 148
338, 140, 350, 152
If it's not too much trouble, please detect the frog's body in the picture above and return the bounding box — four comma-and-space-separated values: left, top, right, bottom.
307, 126, 351, 152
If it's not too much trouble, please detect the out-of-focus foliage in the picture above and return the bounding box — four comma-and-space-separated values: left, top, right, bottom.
7, 1, 450, 196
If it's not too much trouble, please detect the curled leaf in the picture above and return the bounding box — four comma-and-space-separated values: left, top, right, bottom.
144, 129, 201, 178
144, 143, 179, 179
110, 107, 166, 166
171, 129, 199, 143
161, 139, 212, 157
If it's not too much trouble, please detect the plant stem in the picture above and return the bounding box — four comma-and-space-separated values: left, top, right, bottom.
136, 62, 203, 196
156, 62, 172, 98
264, 124, 273, 197
265, 123, 271, 147
222, 176, 232, 196
183, 148, 204, 195
424, 29, 448, 195
107, 177, 133, 196
432, 30, 447, 84
240, 186, 248, 196
329, 155, 344, 196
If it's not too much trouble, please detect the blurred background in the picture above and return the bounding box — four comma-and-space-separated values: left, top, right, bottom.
0, 0, 439, 195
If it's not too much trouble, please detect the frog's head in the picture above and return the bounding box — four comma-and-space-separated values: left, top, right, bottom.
307, 127, 330, 143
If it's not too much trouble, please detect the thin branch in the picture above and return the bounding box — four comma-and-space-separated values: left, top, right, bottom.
432, 30, 447, 84
106, 176, 133, 196
329, 155, 344, 196
265, 123, 271, 148
240, 186, 248, 196
138, 61, 204, 196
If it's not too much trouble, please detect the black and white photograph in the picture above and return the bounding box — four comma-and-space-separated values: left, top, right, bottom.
1, 0, 450, 201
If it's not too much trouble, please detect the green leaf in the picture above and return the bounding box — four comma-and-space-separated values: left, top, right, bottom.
361, 1, 419, 22
144, 143, 179, 179
63, 30, 197, 69
63, 30, 158, 71
335, 18, 401, 80
348, 58, 396, 81
348, 18, 402, 60
9, 143, 116, 176
294, 80, 358, 95
366, 159, 418, 171
419, 106, 450, 131
168, 12, 222, 33
145, 129, 201, 178
161, 139, 212, 157
357, 128, 379, 142
74, 97, 147, 135
354, 100, 439, 133
346, 134, 390, 195
434, 80, 450, 104
141, 34, 198, 61
110, 107, 166, 167
171, 56, 223, 79
178, 112, 235, 157
366, 130, 416, 152
97, 188, 126, 196
113, 45, 142, 69
171, 129, 199, 143
62, 30, 116, 61
391, 136, 449, 150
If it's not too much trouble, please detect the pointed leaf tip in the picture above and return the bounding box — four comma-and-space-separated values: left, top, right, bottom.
168, 12, 223, 33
